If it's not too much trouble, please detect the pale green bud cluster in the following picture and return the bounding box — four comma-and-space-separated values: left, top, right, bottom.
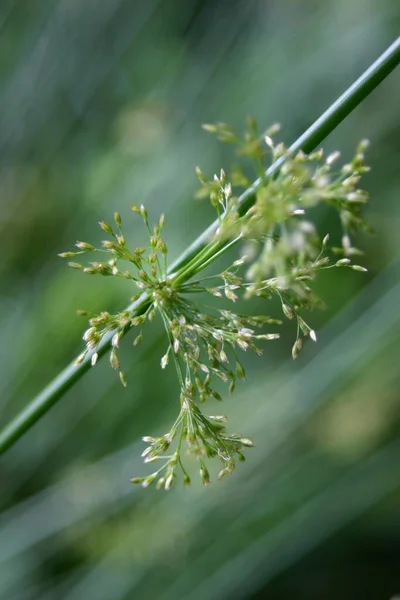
197, 119, 370, 360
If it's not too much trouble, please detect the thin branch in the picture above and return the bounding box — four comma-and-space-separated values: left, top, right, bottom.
0, 37, 399, 455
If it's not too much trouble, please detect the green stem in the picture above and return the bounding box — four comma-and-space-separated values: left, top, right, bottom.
172, 233, 242, 286
182, 235, 243, 281
170, 240, 219, 286
0, 37, 399, 455
168, 36, 400, 272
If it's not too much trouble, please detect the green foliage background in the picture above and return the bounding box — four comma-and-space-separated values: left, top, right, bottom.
0, 1, 399, 598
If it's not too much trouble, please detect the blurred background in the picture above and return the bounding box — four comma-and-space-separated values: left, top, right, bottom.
0, 1, 400, 599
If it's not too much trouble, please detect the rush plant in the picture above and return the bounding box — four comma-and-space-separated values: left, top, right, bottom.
0, 38, 399, 490
58, 120, 370, 489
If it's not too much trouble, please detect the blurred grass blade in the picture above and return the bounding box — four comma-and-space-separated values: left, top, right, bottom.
160, 440, 400, 600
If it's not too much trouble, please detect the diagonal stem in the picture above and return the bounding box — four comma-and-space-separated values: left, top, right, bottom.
168, 36, 400, 273
0, 37, 399, 455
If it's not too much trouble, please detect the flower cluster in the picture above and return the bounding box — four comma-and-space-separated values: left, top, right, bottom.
60, 205, 281, 489
131, 388, 255, 489
196, 119, 370, 358
132, 273, 281, 489
59, 207, 167, 384
60, 118, 370, 489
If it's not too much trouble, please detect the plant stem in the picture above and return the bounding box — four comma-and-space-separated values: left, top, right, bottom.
178, 235, 243, 282
0, 37, 399, 455
168, 36, 400, 272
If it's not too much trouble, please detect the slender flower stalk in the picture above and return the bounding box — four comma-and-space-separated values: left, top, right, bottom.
0, 38, 399, 474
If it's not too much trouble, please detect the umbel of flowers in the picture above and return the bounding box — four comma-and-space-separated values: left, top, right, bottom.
60, 119, 370, 489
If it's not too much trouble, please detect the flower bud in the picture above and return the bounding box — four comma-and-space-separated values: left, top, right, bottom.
119, 371, 127, 387
164, 473, 174, 491
83, 327, 97, 341
264, 135, 274, 148
75, 241, 95, 251
235, 362, 246, 381
200, 462, 210, 486
209, 415, 228, 423
133, 333, 142, 346
58, 252, 76, 258
110, 348, 119, 369
140, 204, 148, 224
282, 303, 294, 319
202, 123, 218, 133
240, 438, 254, 447
292, 338, 303, 360
157, 239, 167, 255
74, 352, 87, 366
102, 240, 115, 249
218, 468, 231, 480
99, 221, 114, 234
326, 151, 340, 165
142, 473, 157, 488
219, 349, 228, 363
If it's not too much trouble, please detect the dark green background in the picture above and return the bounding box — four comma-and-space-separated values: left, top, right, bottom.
0, 1, 399, 598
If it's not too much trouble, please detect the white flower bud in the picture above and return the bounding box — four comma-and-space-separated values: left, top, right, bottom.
233, 256, 246, 266
309, 330, 317, 342
264, 135, 274, 148
219, 349, 228, 363
164, 473, 174, 491
326, 151, 340, 165
240, 438, 254, 447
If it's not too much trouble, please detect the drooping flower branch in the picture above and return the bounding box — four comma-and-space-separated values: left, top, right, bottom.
59, 119, 370, 489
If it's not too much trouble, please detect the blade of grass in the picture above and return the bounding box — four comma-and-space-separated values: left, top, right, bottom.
158, 439, 400, 600
0, 37, 399, 455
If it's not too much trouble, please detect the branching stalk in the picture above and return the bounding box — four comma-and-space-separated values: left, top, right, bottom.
0, 37, 399, 455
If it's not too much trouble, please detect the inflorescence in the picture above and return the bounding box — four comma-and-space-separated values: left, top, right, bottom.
60, 119, 371, 489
